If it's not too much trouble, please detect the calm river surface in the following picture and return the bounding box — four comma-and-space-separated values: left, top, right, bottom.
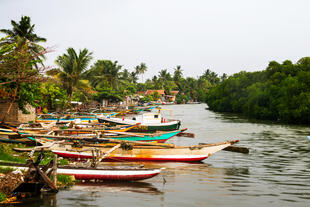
23, 104, 310, 207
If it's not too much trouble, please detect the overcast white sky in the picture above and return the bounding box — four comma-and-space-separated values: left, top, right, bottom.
1, 0, 310, 80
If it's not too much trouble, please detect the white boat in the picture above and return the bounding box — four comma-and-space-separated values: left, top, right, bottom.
0, 164, 163, 181
57, 167, 163, 181
97, 112, 181, 132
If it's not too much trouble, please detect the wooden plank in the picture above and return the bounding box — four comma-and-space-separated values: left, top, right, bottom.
34, 164, 58, 192
223, 146, 249, 154
176, 132, 195, 138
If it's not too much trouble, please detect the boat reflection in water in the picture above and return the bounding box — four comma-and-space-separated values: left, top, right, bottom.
72, 181, 163, 195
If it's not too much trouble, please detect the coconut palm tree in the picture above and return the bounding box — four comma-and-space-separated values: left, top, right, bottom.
0, 16, 46, 43
0, 16, 47, 65
129, 71, 138, 84
54, 48, 93, 101
173, 65, 183, 81
85, 60, 123, 90
135, 62, 147, 82
158, 69, 172, 81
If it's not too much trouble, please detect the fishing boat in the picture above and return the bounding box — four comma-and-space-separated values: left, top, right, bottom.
51, 140, 239, 162
0, 162, 163, 181
57, 167, 163, 181
89, 129, 185, 143
97, 112, 181, 132
53, 124, 139, 135
0, 136, 30, 144
36, 114, 98, 123
21, 129, 186, 143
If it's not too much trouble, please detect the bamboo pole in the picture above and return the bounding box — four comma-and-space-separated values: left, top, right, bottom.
99, 144, 121, 161
52, 154, 58, 186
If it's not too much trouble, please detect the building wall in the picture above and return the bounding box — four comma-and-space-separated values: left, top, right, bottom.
0, 101, 35, 124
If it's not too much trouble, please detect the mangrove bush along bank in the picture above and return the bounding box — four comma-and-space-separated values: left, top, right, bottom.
205, 58, 310, 124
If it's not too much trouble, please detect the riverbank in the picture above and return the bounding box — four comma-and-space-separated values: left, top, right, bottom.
0, 143, 74, 204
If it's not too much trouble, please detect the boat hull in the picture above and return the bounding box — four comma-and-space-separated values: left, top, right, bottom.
98, 118, 181, 132
100, 130, 182, 143
57, 168, 162, 181
52, 141, 237, 162
0, 164, 162, 181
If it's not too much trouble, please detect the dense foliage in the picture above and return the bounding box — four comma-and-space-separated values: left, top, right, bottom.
0, 16, 48, 116
0, 38, 47, 113
206, 58, 310, 124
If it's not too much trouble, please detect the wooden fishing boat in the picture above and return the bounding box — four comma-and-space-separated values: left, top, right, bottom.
36, 114, 98, 123
54, 124, 139, 135
22, 129, 186, 143
51, 140, 239, 162
0, 162, 163, 181
0, 136, 30, 144
0, 128, 18, 135
97, 112, 181, 132
57, 167, 163, 181
17, 122, 56, 134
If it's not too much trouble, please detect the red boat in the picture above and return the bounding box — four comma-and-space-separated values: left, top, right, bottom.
56, 167, 163, 181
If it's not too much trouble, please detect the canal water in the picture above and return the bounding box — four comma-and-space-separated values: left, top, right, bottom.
23, 104, 310, 207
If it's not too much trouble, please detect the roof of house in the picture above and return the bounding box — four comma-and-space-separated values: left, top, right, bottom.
145, 90, 165, 95
136, 91, 146, 95
170, 91, 179, 95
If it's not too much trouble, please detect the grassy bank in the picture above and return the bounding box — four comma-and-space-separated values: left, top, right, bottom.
0, 143, 74, 203
0, 143, 69, 165
0, 143, 28, 163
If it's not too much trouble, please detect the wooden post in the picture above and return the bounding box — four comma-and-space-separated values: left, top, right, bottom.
52, 154, 58, 186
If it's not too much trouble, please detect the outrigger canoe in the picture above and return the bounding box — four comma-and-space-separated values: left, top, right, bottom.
51, 140, 239, 162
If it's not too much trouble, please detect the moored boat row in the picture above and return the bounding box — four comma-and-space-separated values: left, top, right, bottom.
1, 105, 244, 183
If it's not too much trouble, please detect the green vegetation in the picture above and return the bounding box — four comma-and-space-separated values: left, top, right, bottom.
206, 58, 310, 124
0, 167, 15, 174
1, 16, 308, 125
0, 15, 48, 115
56, 174, 75, 187
0, 143, 69, 166
0, 144, 27, 163
0, 192, 6, 202
0, 16, 218, 112
54, 48, 93, 102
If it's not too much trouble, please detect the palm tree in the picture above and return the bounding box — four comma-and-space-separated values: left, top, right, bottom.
0, 16, 46, 43
135, 63, 147, 82
173, 65, 183, 91
220, 73, 228, 82
158, 69, 172, 81
129, 71, 138, 84
202, 69, 220, 85
85, 60, 124, 90
121, 69, 130, 81
0, 16, 47, 65
54, 48, 93, 101
173, 65, 183, 82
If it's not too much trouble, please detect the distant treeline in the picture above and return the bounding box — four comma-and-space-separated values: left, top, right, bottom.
205, 58, 310, 124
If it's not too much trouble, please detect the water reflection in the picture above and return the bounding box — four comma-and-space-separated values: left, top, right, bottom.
72, 181, 163, 195
14, 193, 57, 207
